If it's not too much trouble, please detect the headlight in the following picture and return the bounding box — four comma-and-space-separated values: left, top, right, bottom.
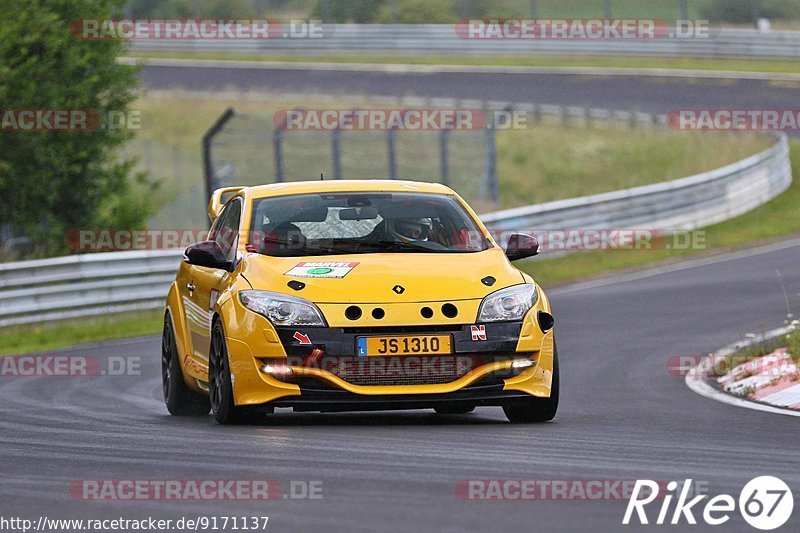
477, 284, 538, 322
239, 290, 327, 327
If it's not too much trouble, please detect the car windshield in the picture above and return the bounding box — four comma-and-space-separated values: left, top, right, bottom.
248, 192, 490, 257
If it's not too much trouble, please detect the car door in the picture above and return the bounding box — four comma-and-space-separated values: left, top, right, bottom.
184, 198, 242, 372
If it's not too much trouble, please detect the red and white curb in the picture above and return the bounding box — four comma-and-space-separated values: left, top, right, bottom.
686, 325, 800, 417
717, 347, 800, 408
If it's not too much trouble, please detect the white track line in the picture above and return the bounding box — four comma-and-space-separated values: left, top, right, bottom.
120, 56, 800, 82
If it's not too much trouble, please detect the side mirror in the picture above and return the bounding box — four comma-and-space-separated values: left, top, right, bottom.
504, 233, 539, 261
184, 241, 232, 270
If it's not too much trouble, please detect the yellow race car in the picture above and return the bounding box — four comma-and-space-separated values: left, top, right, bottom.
162, 180, 558, 424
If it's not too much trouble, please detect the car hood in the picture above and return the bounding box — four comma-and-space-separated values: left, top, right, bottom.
239, 247, 526, 303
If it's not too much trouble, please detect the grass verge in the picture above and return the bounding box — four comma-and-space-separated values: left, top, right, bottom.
520, 140, 800, 286
0, 309, 164, 356
127, 51, 800, 76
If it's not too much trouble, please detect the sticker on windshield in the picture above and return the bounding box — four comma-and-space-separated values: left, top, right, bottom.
285, 261, 359, 278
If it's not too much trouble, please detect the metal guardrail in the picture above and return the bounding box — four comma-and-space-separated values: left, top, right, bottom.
483, 133, 792, 232
0, 133, 791, 327
128, 25, 800, 59
0, 250, 182, 327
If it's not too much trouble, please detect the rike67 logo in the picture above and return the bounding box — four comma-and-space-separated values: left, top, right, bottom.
623, 477, 794, 530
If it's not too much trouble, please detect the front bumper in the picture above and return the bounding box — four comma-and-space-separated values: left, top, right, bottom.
228, 340, 554, 410
225, 307, 555, 409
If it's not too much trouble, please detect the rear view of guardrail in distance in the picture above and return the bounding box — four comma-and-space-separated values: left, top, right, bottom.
128, 25, 800, 60
482, 133, 791, 234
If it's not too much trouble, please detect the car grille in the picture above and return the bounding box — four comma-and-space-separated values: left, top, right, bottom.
325, 355, 476, 387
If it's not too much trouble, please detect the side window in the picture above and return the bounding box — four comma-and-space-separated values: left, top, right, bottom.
213, 199, 242, 261
208, 204, 230, 242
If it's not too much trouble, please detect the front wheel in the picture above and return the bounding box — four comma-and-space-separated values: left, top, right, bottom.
162, 314, 210, 416
502, 341, 559, 423
209, 321, 262, 425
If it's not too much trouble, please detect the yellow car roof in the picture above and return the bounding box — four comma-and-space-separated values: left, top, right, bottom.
245, 180, 455, 199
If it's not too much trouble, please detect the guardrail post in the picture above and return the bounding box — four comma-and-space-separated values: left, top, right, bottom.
332, 128, 342, 179
439, 128, 450, 186
529, 0, 538, 18
273, 127, 284, 183
603, 0, 612, 18
387, 127, 397, 180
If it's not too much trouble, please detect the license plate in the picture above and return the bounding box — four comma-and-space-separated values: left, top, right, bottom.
357, 335, 452, 357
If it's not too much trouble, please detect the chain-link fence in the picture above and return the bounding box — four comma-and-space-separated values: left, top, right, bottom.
120, 138, 206, 230
202, 108, 499, 209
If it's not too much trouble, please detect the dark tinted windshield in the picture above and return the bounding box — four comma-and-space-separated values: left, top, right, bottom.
247, 192, 489, 257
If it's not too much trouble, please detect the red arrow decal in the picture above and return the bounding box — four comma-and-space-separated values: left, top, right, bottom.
293, 332, 312, 345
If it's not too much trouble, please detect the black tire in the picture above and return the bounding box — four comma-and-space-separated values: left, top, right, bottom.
502, 341, 560, 423
162, 314, 210, 416
209, 321, 262, 425
434, 404, 475, 415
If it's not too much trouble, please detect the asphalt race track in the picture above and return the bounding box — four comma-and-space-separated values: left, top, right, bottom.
3, 238, 799, 532
140, 62, 800, 115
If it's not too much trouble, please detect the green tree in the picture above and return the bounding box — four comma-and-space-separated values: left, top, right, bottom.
0, 0, 155, 256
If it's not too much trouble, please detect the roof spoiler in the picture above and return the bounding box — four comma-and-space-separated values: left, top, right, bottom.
208, 186, 245, 222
